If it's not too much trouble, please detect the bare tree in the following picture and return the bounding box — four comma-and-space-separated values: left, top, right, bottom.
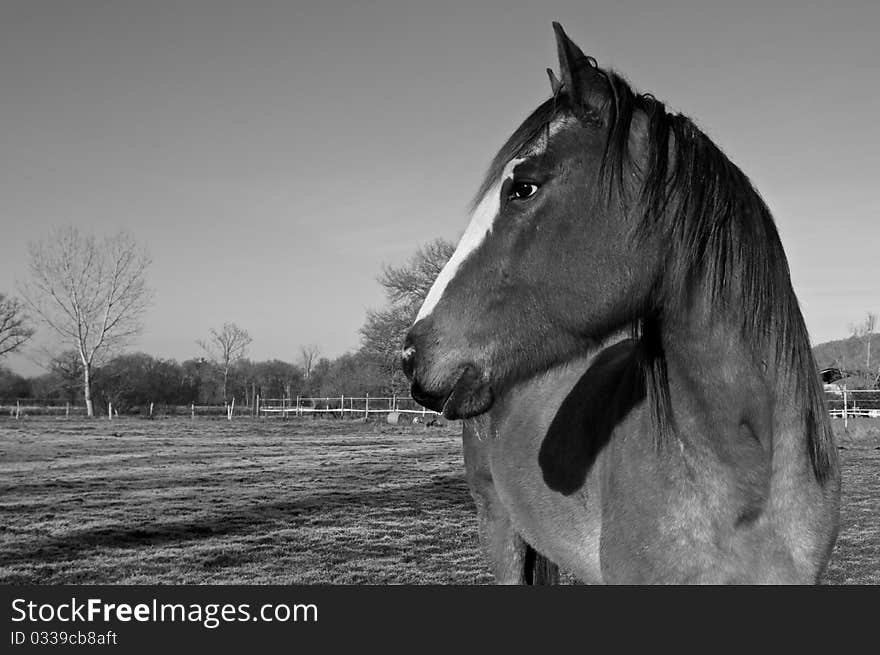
299, 344, 320, 380
198, 323, 252, 401
864, 313, 876, 373
360, 238, 455, 392
0, 293, 35, 358
361, 306, 413, 393
378, 239, 456, 305
20, 227, 152, 416
849, 312, 877, 373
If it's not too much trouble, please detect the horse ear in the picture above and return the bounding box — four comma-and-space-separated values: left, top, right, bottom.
547, 68, 563, 96
551, 22, 607, 120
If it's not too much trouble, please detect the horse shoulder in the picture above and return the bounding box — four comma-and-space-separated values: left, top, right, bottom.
537, 339, 646, 495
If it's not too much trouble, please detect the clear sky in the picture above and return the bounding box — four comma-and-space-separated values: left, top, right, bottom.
1, 0, 878, 375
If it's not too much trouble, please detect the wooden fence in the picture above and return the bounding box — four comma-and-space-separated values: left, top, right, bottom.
2, 390, 878, 422
256, 395, 440, 420
824, 389, 880, 425
0, 395, 441, 421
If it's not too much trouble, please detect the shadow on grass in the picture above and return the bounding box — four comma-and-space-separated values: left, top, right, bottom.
1, 474, 472, 566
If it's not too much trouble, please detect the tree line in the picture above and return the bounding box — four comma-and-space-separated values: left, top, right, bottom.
0, 225, 456, 414
0, 349, 393, 413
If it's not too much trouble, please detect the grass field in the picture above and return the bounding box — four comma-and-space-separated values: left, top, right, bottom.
0, 416, 877, 584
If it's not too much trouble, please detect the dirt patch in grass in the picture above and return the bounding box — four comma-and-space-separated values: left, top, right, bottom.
0, 416, 876, 584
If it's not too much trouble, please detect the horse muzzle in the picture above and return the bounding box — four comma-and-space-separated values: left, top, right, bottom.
402, 327, 494, 420
410, 364, 494, 420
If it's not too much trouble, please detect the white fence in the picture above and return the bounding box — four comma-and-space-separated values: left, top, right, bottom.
3, 390, 878, 422
825, 388, 880, 421
0, 395, 442, 421
256, 395, 440, 420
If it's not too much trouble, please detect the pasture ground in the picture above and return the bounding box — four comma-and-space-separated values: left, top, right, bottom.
0, 417, 877, 584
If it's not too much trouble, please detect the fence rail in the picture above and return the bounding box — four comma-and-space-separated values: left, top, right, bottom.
3, 390, 879, 421
257, 395, 440, 420
0, 395, 441, 421
824, 389, 880, 423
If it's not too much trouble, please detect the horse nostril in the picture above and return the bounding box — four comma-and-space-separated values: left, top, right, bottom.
401, 343, 417, 380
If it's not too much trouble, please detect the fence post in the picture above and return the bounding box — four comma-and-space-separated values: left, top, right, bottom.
108, 401, 113, 420
149, 402, 154, 418
191, 402, 195, 420
340, 395, 344, 419
296, 395, 301, 417
16, 399, 20, 420
843, 385, 848, 430
256, 395, 260, 419
392, 393, 397, 412
228, 397, 235, 421
365, 393, 369, 419
66, 401, 70, 419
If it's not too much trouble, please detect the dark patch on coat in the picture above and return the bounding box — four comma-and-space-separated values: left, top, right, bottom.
539, 339, 645, 495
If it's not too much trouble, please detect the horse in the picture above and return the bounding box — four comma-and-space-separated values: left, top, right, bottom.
404, 23, 840, 583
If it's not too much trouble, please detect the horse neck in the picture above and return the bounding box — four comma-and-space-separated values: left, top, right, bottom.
657, 280, 789, 451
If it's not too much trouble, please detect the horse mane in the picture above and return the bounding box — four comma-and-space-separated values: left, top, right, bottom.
611, 74, 835, 484
478, 71, 835, 484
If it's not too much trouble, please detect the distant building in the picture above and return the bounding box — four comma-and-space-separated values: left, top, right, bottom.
820, 368, 844, 384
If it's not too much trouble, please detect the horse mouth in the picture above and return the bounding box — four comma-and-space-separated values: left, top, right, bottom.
411, 365, 494, 420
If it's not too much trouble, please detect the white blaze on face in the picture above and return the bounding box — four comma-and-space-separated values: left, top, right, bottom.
415, 158, 525, 323
523, 114, 576, 158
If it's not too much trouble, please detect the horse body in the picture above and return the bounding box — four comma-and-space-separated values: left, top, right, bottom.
466, 334, 839, 583
405, 23, 840, 584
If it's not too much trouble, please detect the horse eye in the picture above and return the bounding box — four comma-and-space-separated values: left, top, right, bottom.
509, 181, 539, 200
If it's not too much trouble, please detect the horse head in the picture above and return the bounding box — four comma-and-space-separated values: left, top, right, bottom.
403, 23, 660, 419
